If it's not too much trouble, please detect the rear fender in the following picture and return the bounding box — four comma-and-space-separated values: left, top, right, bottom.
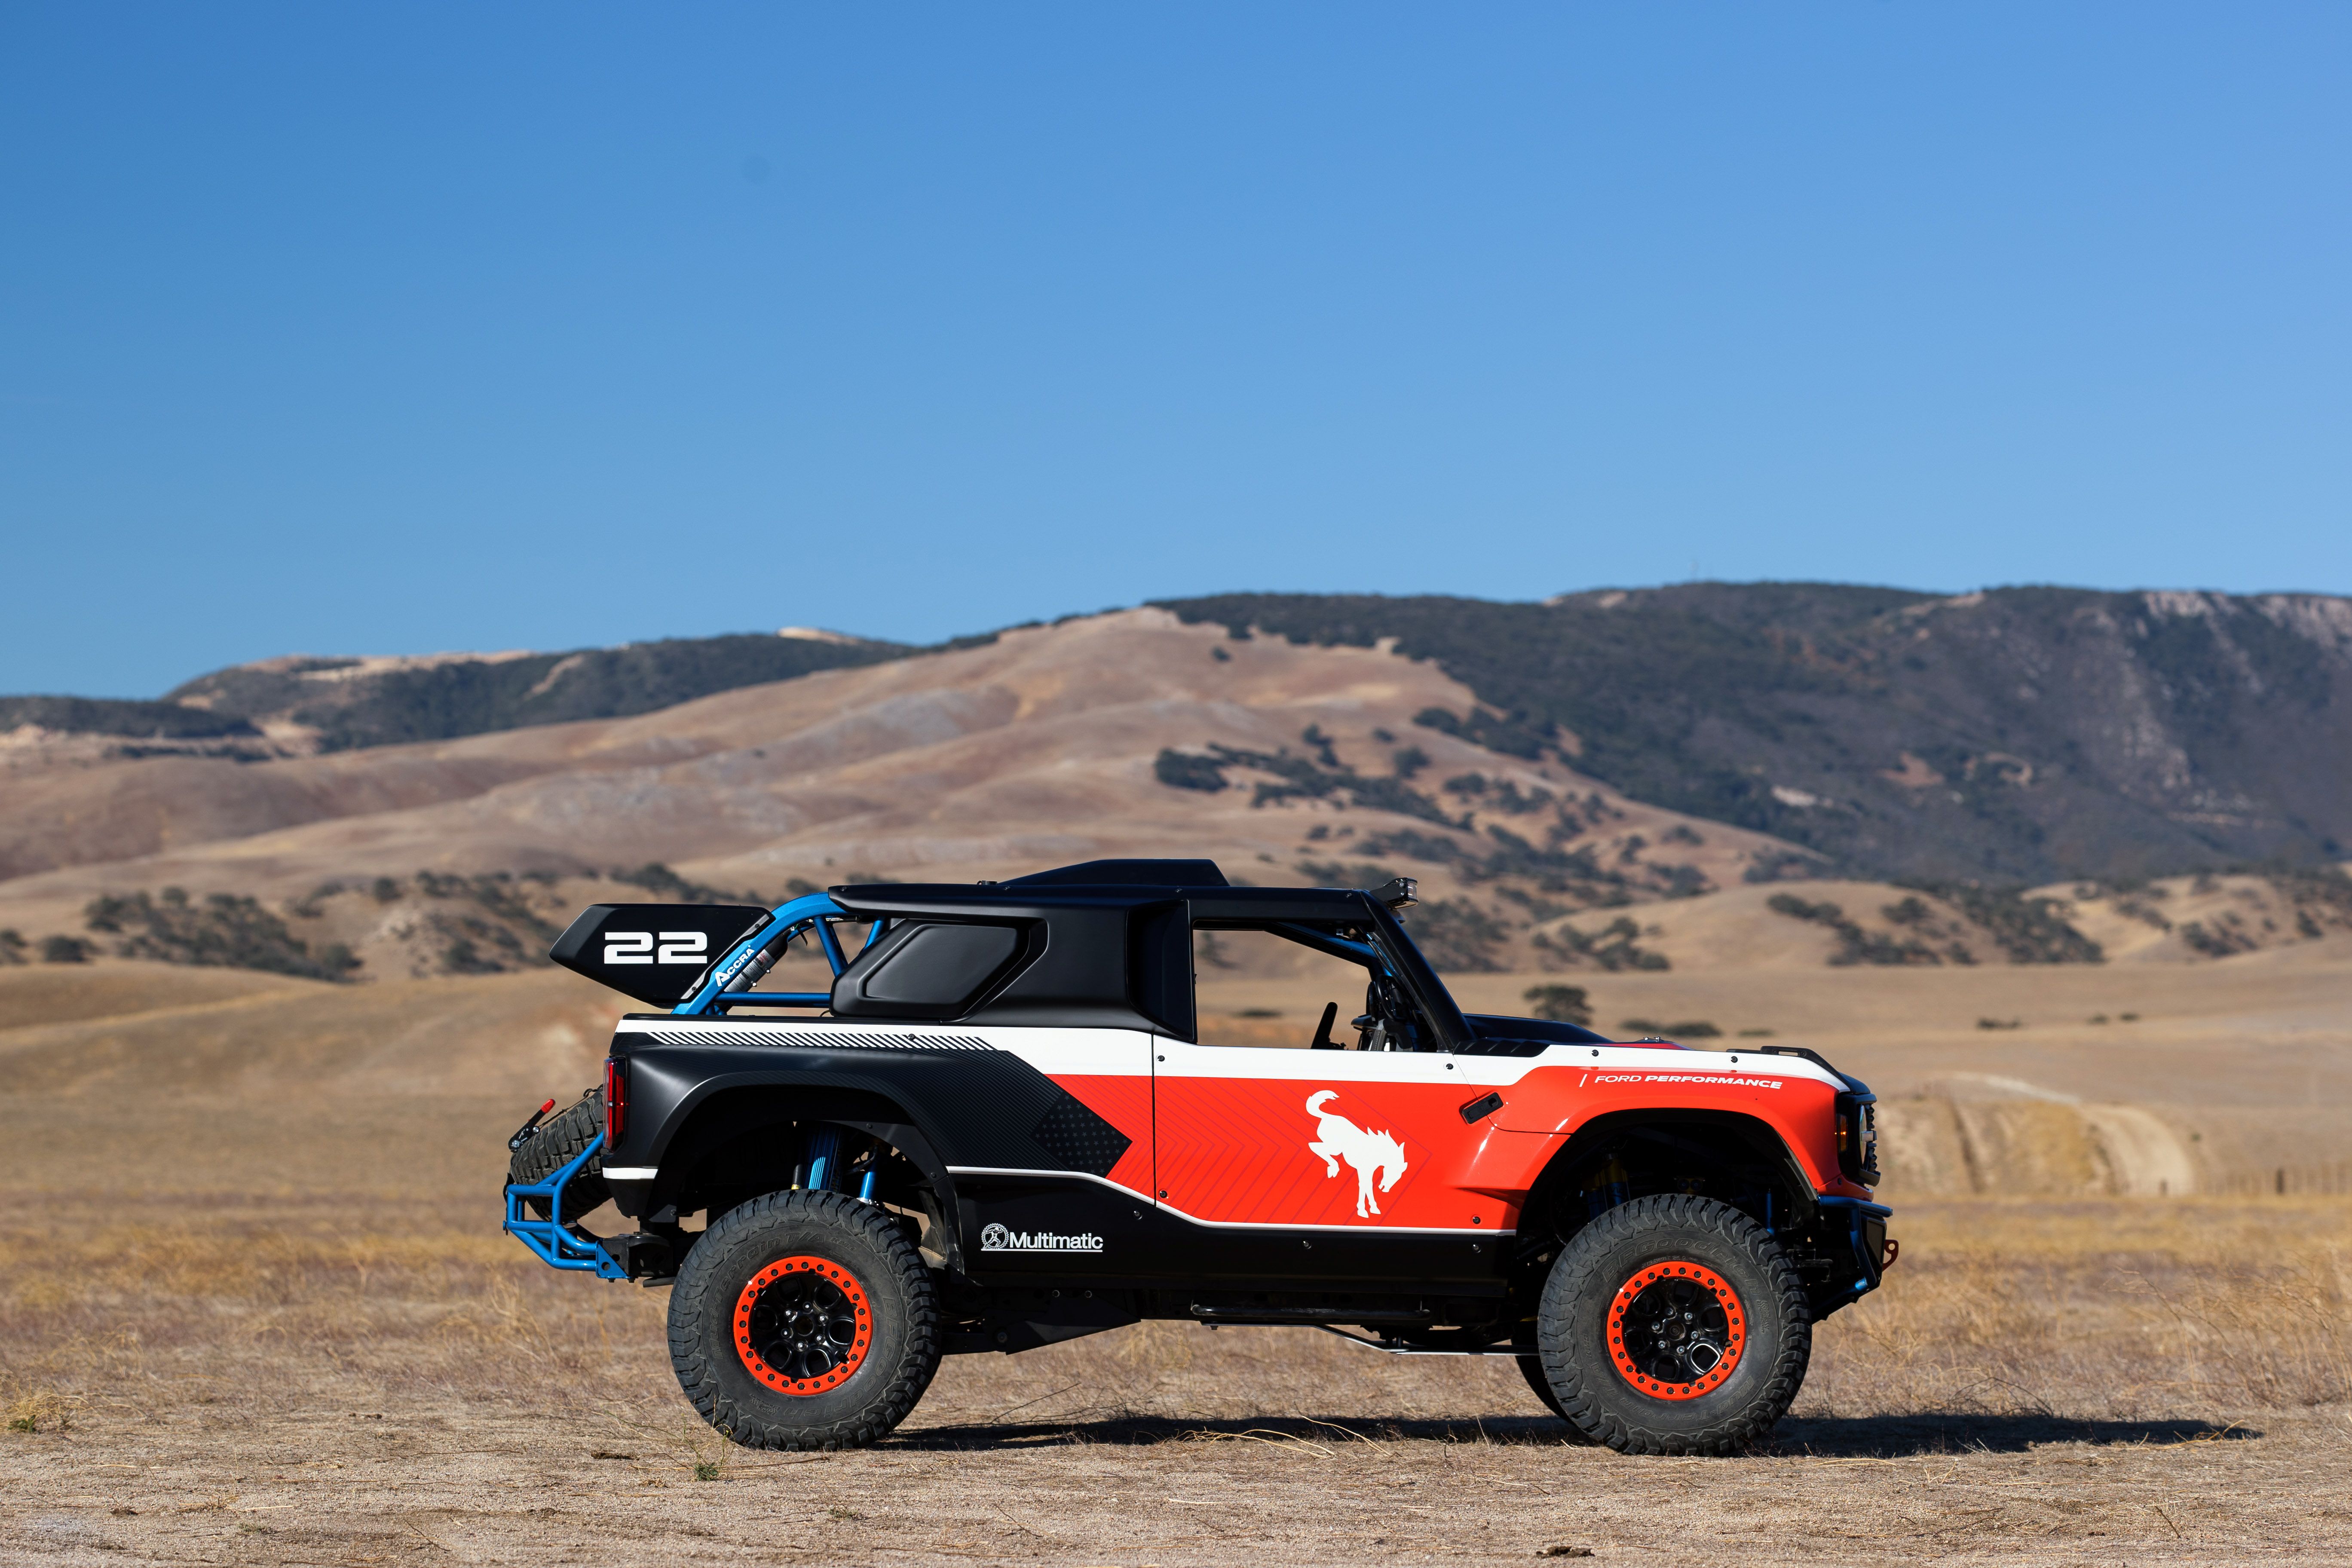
637, 1081, 961, 1272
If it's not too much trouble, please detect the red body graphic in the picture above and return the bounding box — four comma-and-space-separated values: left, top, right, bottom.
1052, 1045, 1866, 1235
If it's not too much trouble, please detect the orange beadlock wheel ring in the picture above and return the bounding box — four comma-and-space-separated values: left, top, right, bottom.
1605, 1260, 1746, 1402
733, 1256, 873, 1396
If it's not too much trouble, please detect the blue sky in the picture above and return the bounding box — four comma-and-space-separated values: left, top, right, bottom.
4, 4, 2347, 697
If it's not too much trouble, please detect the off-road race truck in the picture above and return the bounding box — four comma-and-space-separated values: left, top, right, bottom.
505, 859, 1892, 1455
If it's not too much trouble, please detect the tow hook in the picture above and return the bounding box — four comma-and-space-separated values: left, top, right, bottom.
1881, 1237, 1901, 1271
507, 1098, 557, 1153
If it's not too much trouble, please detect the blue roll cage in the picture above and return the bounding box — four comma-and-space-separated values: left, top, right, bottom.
671, 892, 879, 1016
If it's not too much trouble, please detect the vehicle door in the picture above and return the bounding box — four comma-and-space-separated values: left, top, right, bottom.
1151, 919, 1503, 1237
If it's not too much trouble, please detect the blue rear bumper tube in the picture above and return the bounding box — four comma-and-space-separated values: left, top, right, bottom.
502, 1130, 626, 1279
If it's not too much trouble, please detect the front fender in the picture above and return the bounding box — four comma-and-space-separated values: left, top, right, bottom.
1490, 1060, 1862, 1198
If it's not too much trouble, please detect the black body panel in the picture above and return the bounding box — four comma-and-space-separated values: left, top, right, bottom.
613, 1031, 1136, 1189
830, 919, 1031, 1020
950, 1171, 1505, 1292
1004, 858, 1228, 888
1462, 1013, 1611, 1054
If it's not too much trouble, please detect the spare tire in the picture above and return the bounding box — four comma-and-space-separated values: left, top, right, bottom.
508, 1089, 610, 1222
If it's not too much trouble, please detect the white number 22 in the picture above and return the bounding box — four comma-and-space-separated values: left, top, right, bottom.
604, 930, 711, 965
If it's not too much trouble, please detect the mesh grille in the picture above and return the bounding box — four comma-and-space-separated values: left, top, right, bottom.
646, 1027, 993, 1053
1029, 1096, 1134, 1177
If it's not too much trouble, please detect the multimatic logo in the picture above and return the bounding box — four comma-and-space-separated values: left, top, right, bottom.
980, 1222, 1104, 1253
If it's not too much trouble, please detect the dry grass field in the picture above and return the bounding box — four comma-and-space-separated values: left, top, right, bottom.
4, 964, 2351, 1565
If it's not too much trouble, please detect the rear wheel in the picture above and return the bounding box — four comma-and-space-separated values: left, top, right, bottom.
1536, 1194, 1809, 1455
1517, 1354, 1565, 1416
668, 1190, 940, 1450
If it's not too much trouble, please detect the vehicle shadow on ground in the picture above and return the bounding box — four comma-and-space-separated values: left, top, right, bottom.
891, 1412, 2257, 1456
1769, 1411, 2259, 1456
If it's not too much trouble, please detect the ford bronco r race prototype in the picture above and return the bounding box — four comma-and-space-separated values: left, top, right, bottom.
505, 860, 1893, 1455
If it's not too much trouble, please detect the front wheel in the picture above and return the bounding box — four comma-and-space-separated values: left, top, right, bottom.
1535, 1194, 1810, 1455
1514, 1354, 1599, 1445
668, 1190, 941, 1450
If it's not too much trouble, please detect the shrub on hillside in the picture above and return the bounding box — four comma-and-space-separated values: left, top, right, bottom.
1902, 882, 2104, 965
1620, 1017, 1721, 1039
1520, 984, 1592, 1026
1153, 749, 1229, 792
1767, 891, 1949, 966
1534, 916, 1670, 972
1395, 898, 1510, 972
610, 863, 764, 907
1412, 705, 1551, 761
83, 891, 360, 981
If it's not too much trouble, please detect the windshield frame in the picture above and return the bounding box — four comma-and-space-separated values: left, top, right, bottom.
1362, 901, 1473, 1053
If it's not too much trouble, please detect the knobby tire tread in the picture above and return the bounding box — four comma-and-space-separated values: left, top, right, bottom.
1538, 1193, 1810, 1456
507, 1090, 608, 1222
668, 1189, 941, 1452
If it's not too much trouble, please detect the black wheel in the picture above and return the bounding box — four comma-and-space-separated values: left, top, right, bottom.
668, 1189, 940, 1451
508, 1090, 608, 1222
1536, 1194, 1810, 1455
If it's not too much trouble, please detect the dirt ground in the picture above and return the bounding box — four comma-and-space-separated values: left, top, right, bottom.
4, 968, 2351, 1565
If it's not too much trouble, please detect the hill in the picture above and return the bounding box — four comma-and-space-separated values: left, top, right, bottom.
11, 582, 2352, 886
1155, 584, 2352, 883
6, 583, 2352, 989
8, 630, 914, 754
0, 610, 1828, 972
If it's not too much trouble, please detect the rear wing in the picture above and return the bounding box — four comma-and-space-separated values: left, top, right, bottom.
547, 903, 770, 1007
548, 893, 869, 1013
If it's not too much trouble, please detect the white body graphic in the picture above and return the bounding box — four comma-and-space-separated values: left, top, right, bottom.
1305, 1090, 1409, 1217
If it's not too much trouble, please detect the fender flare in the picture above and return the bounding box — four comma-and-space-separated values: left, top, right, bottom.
1517, 1108, 1819, 1247
637, 1072, 964, 1273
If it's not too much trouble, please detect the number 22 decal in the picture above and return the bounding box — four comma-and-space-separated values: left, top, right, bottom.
603, 931, 710, 965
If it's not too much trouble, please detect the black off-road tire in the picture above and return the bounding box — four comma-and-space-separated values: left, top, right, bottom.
1536, 1194, 1810, 1456
668, 1190, 941, 1451
1517, 1354, 1567, 1417
1516, 1354, 1601, 1443
507, 1090, 608, 1222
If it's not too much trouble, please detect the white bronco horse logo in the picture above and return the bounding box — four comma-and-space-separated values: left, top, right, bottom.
1305, 1091, 1409, 1217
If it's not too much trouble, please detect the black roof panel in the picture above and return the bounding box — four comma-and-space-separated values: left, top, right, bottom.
1003, 858, 1230, 888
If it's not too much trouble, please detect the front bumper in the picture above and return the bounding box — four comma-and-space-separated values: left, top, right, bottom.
1811, 1195, 1894, 1318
